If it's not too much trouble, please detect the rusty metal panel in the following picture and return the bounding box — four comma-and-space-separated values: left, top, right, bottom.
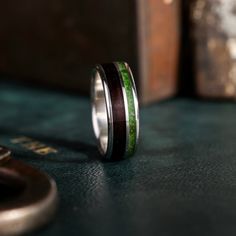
191, 0, 236, 99
137, 0, 180, 104
0, 0, 180, 104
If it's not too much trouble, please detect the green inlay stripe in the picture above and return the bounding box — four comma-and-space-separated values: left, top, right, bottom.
116, 62, 137, 157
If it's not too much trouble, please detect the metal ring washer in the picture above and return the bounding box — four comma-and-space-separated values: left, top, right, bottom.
0, 147, 58, 236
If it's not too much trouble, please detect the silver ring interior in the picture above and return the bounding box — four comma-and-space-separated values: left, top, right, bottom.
92, 71, 109, 156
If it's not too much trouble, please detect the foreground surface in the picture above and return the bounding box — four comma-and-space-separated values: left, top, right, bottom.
0, 82, 236, 236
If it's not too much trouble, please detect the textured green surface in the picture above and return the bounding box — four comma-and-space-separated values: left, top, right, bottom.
2, 81, 236, 236
116, 62, 137, 157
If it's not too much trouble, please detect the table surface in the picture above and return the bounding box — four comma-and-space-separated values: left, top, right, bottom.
1, 81, 236, 236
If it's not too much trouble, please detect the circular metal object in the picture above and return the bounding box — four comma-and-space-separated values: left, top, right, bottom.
91, 62, 139, 160
0, 146, 11, 162
0, 154, 58, 235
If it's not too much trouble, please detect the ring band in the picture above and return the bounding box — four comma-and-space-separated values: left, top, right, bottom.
91, 62, 139, 160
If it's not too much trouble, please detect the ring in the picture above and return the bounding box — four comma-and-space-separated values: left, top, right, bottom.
0, 148, 58, 235
0, 146, 11, 162
91, 62, 139, 160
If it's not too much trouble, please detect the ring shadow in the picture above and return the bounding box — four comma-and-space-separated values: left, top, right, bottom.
0, 127, 100, 164
33, 135, 101, 163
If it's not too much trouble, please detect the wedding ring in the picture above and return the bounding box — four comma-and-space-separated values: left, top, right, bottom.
91, 62, 139, 160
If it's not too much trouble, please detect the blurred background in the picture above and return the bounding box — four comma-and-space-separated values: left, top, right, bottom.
0, 0, 235, 105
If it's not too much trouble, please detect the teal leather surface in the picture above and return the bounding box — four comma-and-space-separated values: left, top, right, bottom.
1, 81, 236, 236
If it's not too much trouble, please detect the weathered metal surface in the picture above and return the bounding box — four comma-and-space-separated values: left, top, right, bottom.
191, 0, 236, 99
0, 0, 180, 104
137, 0, 180, 103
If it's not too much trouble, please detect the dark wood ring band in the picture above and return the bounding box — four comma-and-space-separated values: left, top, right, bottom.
101, 63, 126, 160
